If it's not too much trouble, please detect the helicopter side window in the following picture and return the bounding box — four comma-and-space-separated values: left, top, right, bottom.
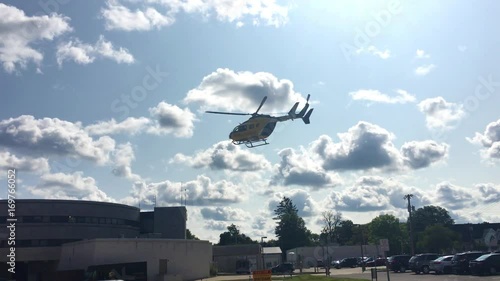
234, 125, 247, 132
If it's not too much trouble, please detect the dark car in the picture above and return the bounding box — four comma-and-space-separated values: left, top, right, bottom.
451, 251, 489, 275
366, 257, 387, 267
271, 263, 294, 274
387, 255, 411, 273
469, 253, 500, 276
409, 253, 440, 274
333, 257, 358, 269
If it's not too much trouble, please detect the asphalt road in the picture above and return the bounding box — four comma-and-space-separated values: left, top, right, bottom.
201, 267, 500, 281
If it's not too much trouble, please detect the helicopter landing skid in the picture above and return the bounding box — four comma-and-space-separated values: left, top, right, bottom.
232, 139, 269, 148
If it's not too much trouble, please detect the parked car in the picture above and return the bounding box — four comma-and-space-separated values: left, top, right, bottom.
429, 255, 454, 274
271, 263, 294, 274
451, 251, 489, 275
316, 259, 324, 267
387, 255, 411, 273
469, 253, 500, 276
366, 257, 386, 267
409, 253, 440, 274
332, 257, 358, 269
356, 256, 370, 266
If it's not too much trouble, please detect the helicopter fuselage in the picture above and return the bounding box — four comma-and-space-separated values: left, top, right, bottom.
229, 115, 277, 143
205, 94, 313, 148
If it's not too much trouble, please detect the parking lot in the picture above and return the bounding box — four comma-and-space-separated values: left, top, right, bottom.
331, 267, 500, 281
202, 267, 500, 281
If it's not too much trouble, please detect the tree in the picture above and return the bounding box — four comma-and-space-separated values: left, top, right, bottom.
186, 229, 200, 240
320, 211, 342, 245
337, 220, 355, 246
412, 206, 454, 233
217, 224, 257, 245
399, 223, 410, 254
416, 224, 461, 253
274, 197, 312, 254
369, 214, 403, 255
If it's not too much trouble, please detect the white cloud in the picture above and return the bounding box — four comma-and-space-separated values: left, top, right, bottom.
326, 176, 432, 212
101, 0, 175, 31
0, 3, 72, 73
124, 175, 247, 207
310, 122, 404, 171
355, 46, 391, 59
111, 142, 142, 182
56, 35, 135, 66
476, 183, 500, 204
306, 122, 448, 172
205, 220, 229, 231
401, 140, 449, 169
417, 97, 466, 131
200, 206, 252, 221
349, 89, 416, 104
267, 189, 321, 217
467, 119, 500, 160
435, 182, 478, 210
171, 140, 271, 171
148, 101, 197, 138
28, 172, 115, 202
270, 147, 342, 189
85, 117, 151, 136
415, 49, 430, 59
101, 0, 289, 31
415, 64, 436, 76
183, 68, 308, 113
0, 115, 116, 165
0, 151, 50, 174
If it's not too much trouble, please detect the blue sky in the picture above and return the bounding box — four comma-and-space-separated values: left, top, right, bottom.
1, 0, 500, 243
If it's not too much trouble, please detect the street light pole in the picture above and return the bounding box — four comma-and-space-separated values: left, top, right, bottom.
261, 236, 267, 270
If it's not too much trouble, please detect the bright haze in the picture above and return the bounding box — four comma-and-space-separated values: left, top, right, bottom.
1, 0, 500, 243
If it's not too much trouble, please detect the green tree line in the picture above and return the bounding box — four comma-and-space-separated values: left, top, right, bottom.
187, 197, 483, 256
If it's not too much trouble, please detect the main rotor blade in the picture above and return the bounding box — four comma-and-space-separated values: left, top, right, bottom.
254, 96, 267, 114
205, 111, 251, 116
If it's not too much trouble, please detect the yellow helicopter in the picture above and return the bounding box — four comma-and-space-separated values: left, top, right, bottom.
206, 95, 313, 148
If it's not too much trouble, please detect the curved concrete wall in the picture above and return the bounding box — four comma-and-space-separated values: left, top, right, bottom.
0, 199, 141, 246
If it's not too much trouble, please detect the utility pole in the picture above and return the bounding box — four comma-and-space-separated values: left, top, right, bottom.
404, 194, 415, 256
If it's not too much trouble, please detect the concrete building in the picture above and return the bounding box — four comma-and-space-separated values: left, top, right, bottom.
212, 244, 263, 273
57, 238, 212, 281
262, 247, 282, 269
0, 199, 209, 281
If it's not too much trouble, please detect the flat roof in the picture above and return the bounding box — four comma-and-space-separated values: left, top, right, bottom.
0, 198, 139, 210
263, 247, 282, 254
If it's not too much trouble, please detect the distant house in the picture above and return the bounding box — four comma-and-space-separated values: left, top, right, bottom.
262, 247, 282, 268
450, 223, 500, 252
212, 244, 263, 273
